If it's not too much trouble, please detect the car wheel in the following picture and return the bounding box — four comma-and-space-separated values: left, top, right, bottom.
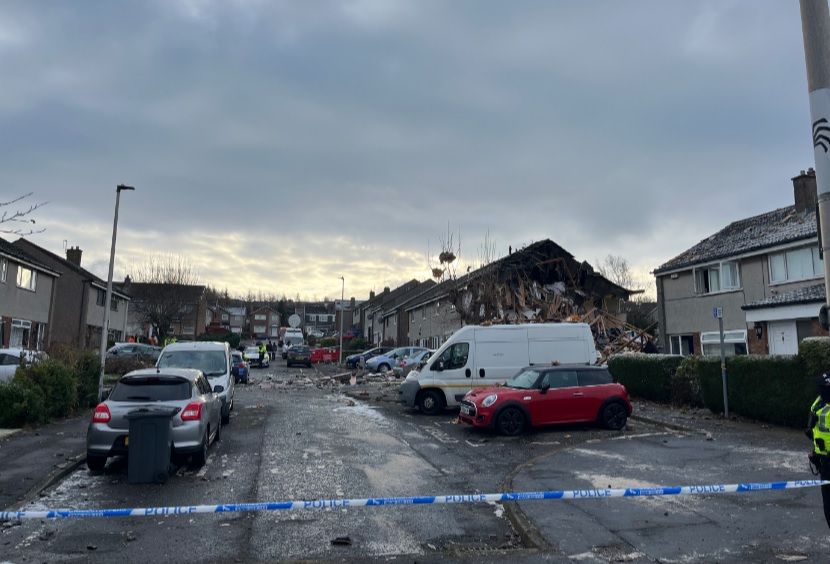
378, 363, 391, 373
191, 430, 209, 468
418, 389, 444, 415
496, 407, 526, 436
600, 401, 628, 430
86, 454, 107, 472
306, 362, 312, 368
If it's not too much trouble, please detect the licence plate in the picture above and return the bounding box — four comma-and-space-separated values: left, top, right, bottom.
460, 405, 471, 415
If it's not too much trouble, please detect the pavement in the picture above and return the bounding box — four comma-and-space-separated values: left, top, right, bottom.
0, 413, 89, 511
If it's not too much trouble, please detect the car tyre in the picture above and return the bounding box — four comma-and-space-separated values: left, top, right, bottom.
191, 430, 209, 468
496, 407, 526, 436
86, 454, 107, 472
418, 389, 444, 415
600, 401, 628, 430
378, 363, 391, 373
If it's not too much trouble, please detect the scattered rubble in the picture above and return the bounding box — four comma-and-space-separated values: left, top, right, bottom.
331, 536, 352, 546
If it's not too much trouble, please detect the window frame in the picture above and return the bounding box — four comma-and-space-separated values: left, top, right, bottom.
693, 260, 740, 295
768, 245, 824, 285
0, 258, 6, 283
16, 265, 36, 292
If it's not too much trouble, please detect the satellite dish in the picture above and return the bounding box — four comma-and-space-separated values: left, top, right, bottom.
288, 314, 301, 328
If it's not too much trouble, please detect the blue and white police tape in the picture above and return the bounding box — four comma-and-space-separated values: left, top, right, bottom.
1, 480, 826, 521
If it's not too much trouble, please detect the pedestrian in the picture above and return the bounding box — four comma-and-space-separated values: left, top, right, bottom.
267, 340, 274, 361
258, 341, 267, 366
807, 372, 830, 529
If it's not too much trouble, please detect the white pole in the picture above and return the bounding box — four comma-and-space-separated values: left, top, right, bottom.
339, 276, 345, 365
800, 0, 830, 328
97, 185, 134, 401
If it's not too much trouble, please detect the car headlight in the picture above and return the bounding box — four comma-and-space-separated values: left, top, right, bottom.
481, 394, 498, 408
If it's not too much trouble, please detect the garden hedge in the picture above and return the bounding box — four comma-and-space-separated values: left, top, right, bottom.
607, 354, 683, 403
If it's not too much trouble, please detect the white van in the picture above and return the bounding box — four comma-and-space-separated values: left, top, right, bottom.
281, 329, 305, 359
399, 323, 598, 414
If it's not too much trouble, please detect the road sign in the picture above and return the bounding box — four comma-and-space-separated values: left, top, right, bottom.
713, 307, 723, 319
288, 314, 301, 328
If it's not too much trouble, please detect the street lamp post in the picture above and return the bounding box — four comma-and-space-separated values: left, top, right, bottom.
339, 276, 345, 365
98, 184, 135, 401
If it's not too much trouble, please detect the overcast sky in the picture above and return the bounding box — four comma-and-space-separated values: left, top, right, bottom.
0, 1, 814, 301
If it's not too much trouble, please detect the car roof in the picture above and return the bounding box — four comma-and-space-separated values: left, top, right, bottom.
162, 341, 228, 352
122, 367, 203, 380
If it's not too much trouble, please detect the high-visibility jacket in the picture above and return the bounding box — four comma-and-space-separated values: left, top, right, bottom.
810, 396, 830, 455
259, 344, 266, 355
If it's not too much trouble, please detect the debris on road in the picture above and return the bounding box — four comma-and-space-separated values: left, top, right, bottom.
331, 536, 352, 546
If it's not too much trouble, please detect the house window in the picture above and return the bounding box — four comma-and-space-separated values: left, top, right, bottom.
694, 261, 739, 294
410, 311, 415, 324
1, 258, 6, 283
255, 314, 266, 321
669, 335, 695, 356
769, 245, 824, 283
701, 330, 748, 357
16, 266, 36, 292
96, 289, 106, 306
110, 297, 118, 312
183, 326, 195, 336
422, 308, 426, 320
221, 314, 229, 321
10, 319, 31, 348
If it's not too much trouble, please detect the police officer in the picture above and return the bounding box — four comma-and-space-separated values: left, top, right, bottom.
258, 341, 267, 366
807, 373, 830, 528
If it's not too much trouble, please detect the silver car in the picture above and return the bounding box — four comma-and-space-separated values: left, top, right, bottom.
86, 368, 222, 471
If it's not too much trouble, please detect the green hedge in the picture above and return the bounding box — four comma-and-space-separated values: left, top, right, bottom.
0, 348, 104, 428
607, 354, 683, 403
609, 337, 830, 428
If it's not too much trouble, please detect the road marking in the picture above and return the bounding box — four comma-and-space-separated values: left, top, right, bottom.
609, 432, 676, 441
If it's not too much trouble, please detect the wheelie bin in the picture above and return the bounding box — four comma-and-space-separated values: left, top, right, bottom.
125, 407, 178, 484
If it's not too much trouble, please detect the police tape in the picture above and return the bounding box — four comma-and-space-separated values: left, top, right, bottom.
1, 480, 827, 521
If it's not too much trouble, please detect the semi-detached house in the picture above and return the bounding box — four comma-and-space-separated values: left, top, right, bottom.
654, 169, 827, 357
0, 237, 59, 349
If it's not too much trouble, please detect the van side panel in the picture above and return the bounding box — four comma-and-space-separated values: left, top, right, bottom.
474, 339, 529, 381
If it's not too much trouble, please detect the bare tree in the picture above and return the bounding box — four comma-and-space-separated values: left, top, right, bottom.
1, 193, 47, 235
127, 255, 201, 342
595, 255, 634, 289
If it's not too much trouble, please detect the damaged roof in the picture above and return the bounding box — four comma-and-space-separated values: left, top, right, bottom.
742, 283, 825, 310
655, 206, 817, 274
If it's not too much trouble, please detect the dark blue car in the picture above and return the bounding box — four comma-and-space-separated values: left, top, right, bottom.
231, 351, 249, 384
345, 346, 393, 369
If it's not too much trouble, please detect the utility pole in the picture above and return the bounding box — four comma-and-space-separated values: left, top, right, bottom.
800, 0, 830, 329
339, 276, 345, 365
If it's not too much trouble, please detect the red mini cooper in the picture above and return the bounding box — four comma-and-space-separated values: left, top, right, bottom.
459, 365, 631, 435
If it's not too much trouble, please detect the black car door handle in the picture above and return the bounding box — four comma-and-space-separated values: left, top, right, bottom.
479, 368, 485, 378
465, 368, 471, 378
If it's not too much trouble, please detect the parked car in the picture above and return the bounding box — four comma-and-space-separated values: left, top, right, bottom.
286, 345, 312, 368
86, 368, 222, 471
231, 351, 249, 384
345, 346, 393, 369
366, 346, 428, 373
156, 341, 234, 425
282, 329, 304, 359
393, 349, 434, 378
243, 346, 270, 368
400, 323, 598, 414
0, 348, 48, 383
458, 365, 631, 435
106, 343, 162, 361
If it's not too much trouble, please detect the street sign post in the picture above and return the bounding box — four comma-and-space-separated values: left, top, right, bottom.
714, 306, 729, 419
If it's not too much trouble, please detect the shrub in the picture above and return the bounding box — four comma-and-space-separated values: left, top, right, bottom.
14, 360, 77, 419
0, 381, 46, 427
344, 337, 367, 352
198, 331, 241, 349
697, 355, 808, 427
104, 355, 154, 377
671, 356, 704, 407
319, 337, 337, 348
607, 353, 683, 403
307, 335, 318, 347
47, 345, 103, 409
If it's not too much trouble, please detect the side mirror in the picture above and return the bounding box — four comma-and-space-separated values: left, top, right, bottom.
539, 382, 550, 394
213, 385, 225, 394
432, 360, 444, 372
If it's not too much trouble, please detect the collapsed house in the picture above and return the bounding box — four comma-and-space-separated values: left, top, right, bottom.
365, 239, 650, 359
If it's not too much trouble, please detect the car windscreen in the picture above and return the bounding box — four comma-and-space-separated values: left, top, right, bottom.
109, 377, 191, 402
157, 350, 227, 377
506, 369, 540, 389
292, 346, 309, 353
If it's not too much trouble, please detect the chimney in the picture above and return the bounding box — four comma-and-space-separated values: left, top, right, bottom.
793, 168, 818, 213
66, 246, 83, 267
383, 286, 390, 294
369, 290, 375, 300
350, 297, 355, 309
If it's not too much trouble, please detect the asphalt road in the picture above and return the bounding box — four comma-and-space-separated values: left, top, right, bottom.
1, 361, 828, 563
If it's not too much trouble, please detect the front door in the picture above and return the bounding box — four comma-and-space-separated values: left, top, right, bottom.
768, 321, 798, 355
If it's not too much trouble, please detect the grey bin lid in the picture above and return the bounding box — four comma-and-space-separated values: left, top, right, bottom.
125, 406, 180, 419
